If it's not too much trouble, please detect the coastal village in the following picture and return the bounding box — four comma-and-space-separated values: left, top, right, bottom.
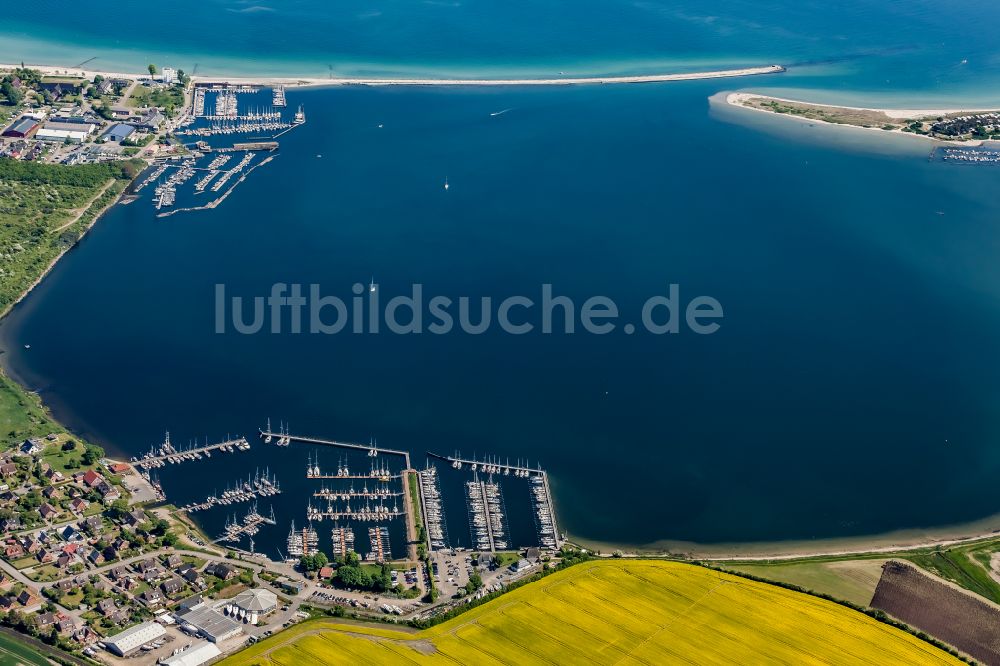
0, 419, 568, 666
0, 66, 184, 164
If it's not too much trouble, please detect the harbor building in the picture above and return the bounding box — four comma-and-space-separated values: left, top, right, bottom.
104, 621, 166, 656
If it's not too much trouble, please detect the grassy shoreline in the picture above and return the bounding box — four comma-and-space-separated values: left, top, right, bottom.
0, 158, 144, 447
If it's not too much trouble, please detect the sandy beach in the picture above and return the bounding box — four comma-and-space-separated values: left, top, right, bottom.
726, 92, 1000, 120
722, 91, 1000, 147
1, 62, 785, 87
570, 508, 1000, 561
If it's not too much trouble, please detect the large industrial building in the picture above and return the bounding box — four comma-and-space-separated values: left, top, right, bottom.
104, 621, 166, 656
34, 121, 95, 144
176, 601, 243, 643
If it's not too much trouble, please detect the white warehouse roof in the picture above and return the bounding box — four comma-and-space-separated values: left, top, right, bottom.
34, 128, 89, 142
105, 621, 166, 656
158, 640, 221, 666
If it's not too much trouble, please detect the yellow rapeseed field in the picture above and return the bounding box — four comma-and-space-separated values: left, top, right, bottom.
222, 560, 962, 665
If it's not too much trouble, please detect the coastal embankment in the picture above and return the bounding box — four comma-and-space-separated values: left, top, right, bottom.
2, 63, 785, 87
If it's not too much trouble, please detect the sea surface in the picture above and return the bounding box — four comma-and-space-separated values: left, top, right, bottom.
4, 3, 1000, 552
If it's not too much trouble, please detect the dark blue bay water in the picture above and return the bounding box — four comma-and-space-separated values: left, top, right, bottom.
4, 78, 1000, 551
5, 1, 1000, 551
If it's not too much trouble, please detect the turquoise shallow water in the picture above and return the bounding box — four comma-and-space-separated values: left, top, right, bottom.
3, 0, 1000, 99
4, 3, 1000, 550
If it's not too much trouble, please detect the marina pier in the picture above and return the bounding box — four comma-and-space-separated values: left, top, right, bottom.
260, 427, 412, 469
418, 467, 449, 551
134, 433, 250, 470
215, 503, 277, 544
429, 451, 562, 551
313, 485, 401, 500
427, 451, 542, 477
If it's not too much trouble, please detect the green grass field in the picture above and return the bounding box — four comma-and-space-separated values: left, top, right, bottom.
222, 560, 962, 665
723, 558, 890, 606
0, 632, 51, 666
904, 546, 1000, 605
0, 372, 60, 444
0, 159, 142, 312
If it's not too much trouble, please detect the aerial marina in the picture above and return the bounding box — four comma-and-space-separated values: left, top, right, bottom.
313, 482, 401, 500
419, 466, 450, 550
132, 432, 251, 471
285, 520, 320, 559
936, 146, 1000, 164
466, 479, 494, 552
143, 421, 562, 564
208, 90, 239, 119
305, 453, 397, 481
368, 525, 392, 562
192, 86, 206, 116
531, 475, 558, 549
177, 110, 291, 137
272, 85, 287, 107
331, 523, 356, 557
216, 502, 277, 545
306, 496, 403, 522
133, 83, 305, 218
184, 468, 282, 512
135, 163, 168, 193
428, 450, 561, 552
